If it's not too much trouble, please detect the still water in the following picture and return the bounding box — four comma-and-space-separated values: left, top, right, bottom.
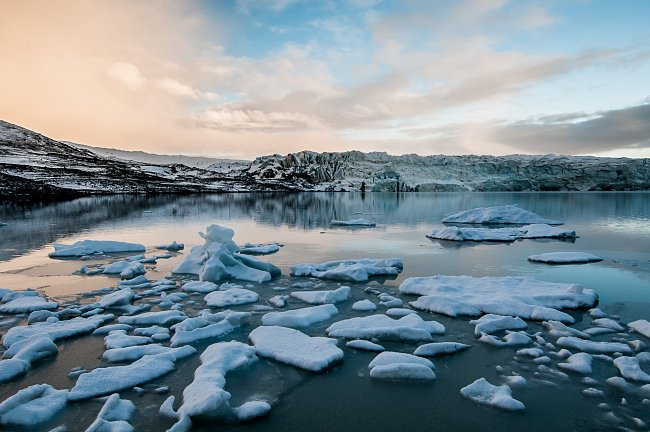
0, 192, 649, 431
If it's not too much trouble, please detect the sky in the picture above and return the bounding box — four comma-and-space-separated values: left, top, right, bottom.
1, 0, 649, 159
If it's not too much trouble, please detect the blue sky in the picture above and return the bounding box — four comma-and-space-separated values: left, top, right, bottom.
1, 0, 649, 158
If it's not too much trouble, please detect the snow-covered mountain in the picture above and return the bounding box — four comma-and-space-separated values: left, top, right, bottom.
1, 120, 649, 197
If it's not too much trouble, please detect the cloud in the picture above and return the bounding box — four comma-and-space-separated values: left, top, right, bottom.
107, 63, 145, 90
192, 106, 324, 131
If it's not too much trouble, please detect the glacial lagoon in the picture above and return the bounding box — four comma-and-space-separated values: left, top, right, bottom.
1, 192, 649, 431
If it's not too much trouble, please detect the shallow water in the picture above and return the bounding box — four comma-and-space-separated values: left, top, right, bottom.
1, 192, 649, 431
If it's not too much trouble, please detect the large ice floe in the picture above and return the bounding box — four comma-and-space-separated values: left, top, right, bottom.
172, 224, 281, 283
48, 240, 145, 258
413, 342, 471, 357
205, 287, 259, 307
290, 286, 350, 304
0, 384, 68, 427
442, 204, 562, 225
238, 243, 281, 255
369, 351, 436, 380
629, 320, 650, 338
161, 341, 267, 431
290, 258, 403, 282
401, 275, 597, 323
460, 378, 525, 411
249, 325, 344, 372
326, 313, 445, 342
528, 252, 603, 264
2, 314, 113, 348
0, 294, 58, 313
427, 224, 576, 242
86, 393, 135, 432
170, 310, 251, 347
330, 218, 376, 227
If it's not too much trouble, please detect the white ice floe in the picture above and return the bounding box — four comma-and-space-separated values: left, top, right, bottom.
385, 308, 416, 318
516, 348, 544, 358
415, 342, 471, 357
470, 314, 528, 336
0, 289, 39, 303
85, 393, 135, 432
402, 275, 597, 323
368, 351, 436, 380
92, 324, 133, 335
233, 401, 272, 421
479, 331, 532, 347
69, 347, 196, 400
542, 320, 590, 338
442, 204, 562, 225
104, 330, 151, 350
628, 320, 650, 338
2, 314, 113, 348
558, 353, 593, 374
181, 281, 219, 293
502, 375, 527, 388
556, 337, 633, 354
346, 340, 385, 352
162, 342, 262, 430
172, 225, 281, 283
528, 252, 603, 264
428, 224, 576, 242
97, 288, 134, 309
117, 310, 186, 326
205, 288, 259, 307
102, 261, 145, 279
103, 344, 197, 363
49, 240, 145, 258
0, 359, 30, 383
0, 295, 58, 314
0, 384, 68, 427
249, 326, 343, 372
327, 313, 444, 342
291, 258, 403, 283
613, 357, 650, 383
331, 218, 376, 227
605, 377, 650, 398
156, 241, 184, 251
133, 325, 169, 337
290, 286, 350, 305
460, 378, 525, 411
239, 243, 281, 255
378, 293, 403, 308
118, 275, 150, 286
592, 318, 625, 332
3, 334, 58, 365
261, 304, 338, 328
268, 295, 289, 308
170, 310, 251, 347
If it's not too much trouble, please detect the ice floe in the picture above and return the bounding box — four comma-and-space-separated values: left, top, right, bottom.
2, 314, 113, 348
104, 330, 152, 349
460, 377, 525, 411
291, 258, 403, 282
628, 320, 650, 338
85, 393, 135, 432
331, 218, 376, 227
442, 204, 562, 225
117, 310, 186, 326
558, 353, 593, 374
261, 304, 338, 328
385, 308, 416, 318
103, 344, 193, 363
249, 325, 343, 372
592, 318, 625, 332
613, 356, 650, 383
470, 314, 527, 335
326, 313, 444, 342
368, 352, 436, 380
0, 295, 58, 313
102, 261, 146, 279
172, 224, 281, 283
0, 384, 68, 427
414, 342, 471, 357
290, 286, 350, 305
239, 243, 281, 255
156, 241, 184, 251
556, 337, 633, 354
205, 287, 259, 307
428, 224, 576, 242
268, 295, 289, 308
48, 240, 145, 258
402, 275, 597, 322
69, 347, 196, 400
346, 340, 385, 352
479, 331, 532, 347
528, 252, 603, 264
181, 281, 219, 293
97, 288, 134, 308
170, 310, 251, 347
233, 401, 272, 422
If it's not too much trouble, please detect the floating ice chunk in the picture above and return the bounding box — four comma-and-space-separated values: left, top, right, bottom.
582, 387, 604, 397
401, 275, 597, 323
346, 340, 385, 352
233, 401, 271, 421
442, 204, 562, 225
331, 218, 376, 227
0, 289, 39, 303
479, 331, 532, 347
327, 314, 444, 342
378, 293, 403, 308
613, 356, 650, 383
49, 240, 145, 258
460, 377, 525, 411
118, 275, 150, 286
385, 308, 416, 318
556, 337, 633, 354
249, 326, 343, 372
239, 243, 281, 255
268, 295, 289, 308
69, 347, 196, 400
79, 265, 103, 275
470, 314, 527, 335
261, 304, 338, 328
85, 393, 135, 432
2, 314, 113, 348
0, 359, 30, 383
628, 320, 650, 338
103, 344, 196, 363
0, 384, 68, 427
97, 288, 134, 308
589, 308, 608, 319
502, 375, 527, 388
170, 310, 251, 347
3, 334, 58, 365
558, 353, 593, 374
156, 241, 184, 251
369, 351, 434, 369
605, 377, 650, 398
28, 310, 57, 324
519, 224, 576, 239
516, 348, 544, 358
92, 324, 133, 335
290, 286, 350, 305
536, 365, 569, 381
0, 296, 58, 314
172, 225, 280, 283
528, 252, 602, 264
592, 318, 625, 332
414, 342, 471, 357
291, 258, 403, 282
102, 261, 145, 279
133, 325, 169, 337
181, 281, 219, 293
368, 351, 436, 380
542, 320, 590, 338
427, 226, 521, 242
117, 310, 185, 326
104, 330, 151, 349
205, 288, 259, 307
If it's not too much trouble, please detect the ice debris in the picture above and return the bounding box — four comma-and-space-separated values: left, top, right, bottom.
460, 378, 525, 411
291, 258, 403, 282
528, 252, 603, 264
0, 384, 68, 427
85, 393, 135, 432
368, 351, 436, 380
261, 304, 338, 328
290, 286, 350, 305
414, 342, 471, 357
326, 313, 444, 342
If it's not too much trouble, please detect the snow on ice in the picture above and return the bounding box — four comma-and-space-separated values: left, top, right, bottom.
528, 252, 603, 264
261, 304, 338, 328
326, 313, 444, 342
48, 240, 145, 258
460, 378, 525, 411
291, 258, 403, 282
442, 205, 562, 225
